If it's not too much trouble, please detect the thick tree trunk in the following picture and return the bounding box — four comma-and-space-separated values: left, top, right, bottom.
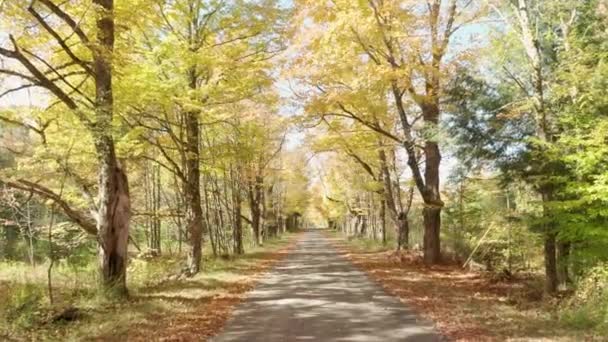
421, 121, 443, 265
184, 110, 204, 275
96, 137, 130, 295
422, 207, 441, 263
92, 0, 130, 296
386, 86, 444, 260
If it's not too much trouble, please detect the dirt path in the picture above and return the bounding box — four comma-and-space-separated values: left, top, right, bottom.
212, 230, 441, 341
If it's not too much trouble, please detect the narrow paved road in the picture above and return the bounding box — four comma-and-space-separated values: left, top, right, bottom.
212, 230, 441, 342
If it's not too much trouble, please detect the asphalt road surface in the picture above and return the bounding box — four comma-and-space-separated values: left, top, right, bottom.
212, 230, 442, 342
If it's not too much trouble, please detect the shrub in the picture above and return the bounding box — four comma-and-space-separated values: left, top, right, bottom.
561, 263, 608, 331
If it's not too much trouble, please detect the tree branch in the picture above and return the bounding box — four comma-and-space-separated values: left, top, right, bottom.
28, 2, 94, 76
4, 179, 97, 235
37, 0, 92, 49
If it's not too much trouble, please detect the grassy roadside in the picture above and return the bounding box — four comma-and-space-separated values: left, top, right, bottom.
1, 233, 299, 342
326, 230, 602, 342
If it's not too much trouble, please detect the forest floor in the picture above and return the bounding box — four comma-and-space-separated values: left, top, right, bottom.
330, 231, 603, 341
0, 233, 298, 341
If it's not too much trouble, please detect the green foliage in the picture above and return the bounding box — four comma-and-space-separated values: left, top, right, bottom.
443, 178, 542, 271
561, 264, 608, 331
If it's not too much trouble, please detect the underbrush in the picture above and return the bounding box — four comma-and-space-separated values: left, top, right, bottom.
560, 263, 608, 332
0, 233, 294, 341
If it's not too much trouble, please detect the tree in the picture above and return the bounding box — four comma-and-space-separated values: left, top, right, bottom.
290, 0, 482, 263
120, 0, 286, 272
0, 0, 134, 295
447, 0, 607, 293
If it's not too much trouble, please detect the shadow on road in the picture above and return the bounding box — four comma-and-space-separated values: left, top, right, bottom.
212, 230, 442, 342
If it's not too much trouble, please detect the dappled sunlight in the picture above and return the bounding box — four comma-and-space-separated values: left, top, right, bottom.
212, 231, 440, 342
337, 236, 593, 341
119, 235, 299, 341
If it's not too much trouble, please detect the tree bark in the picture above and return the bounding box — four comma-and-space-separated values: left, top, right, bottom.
421, 104, 443, 264
378, 148, 403, 244
92, 0, 131, 296
265, 184, 278, 239
380, 199, 387, 245
95, 137, 130, 295
544, 232, 558, 293
422, 207, 440, 261
248, 175, 263, 246
184, 108, 204, 275
233, 192, 244, 255
231, 167, 244, 255
397, 212, 409, 250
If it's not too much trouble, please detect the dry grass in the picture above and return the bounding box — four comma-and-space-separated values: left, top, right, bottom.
328, 231, 603, 342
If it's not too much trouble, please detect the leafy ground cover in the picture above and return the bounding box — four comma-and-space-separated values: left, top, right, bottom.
329, 231, 603, 341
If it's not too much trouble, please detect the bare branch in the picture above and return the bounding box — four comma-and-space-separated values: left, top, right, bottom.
27, 3, 94, 76
4, 179, 97, 235
37, 0, 91, 49
0, 35, 82, 112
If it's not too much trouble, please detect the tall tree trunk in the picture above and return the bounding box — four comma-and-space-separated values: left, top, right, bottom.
266, 184, 281, 239
387, 3, 446, 264
544, 232, 558, 293
93, 0, 130, 295
231, 166, 244, 255
248, 175, 263, 246
233, 191, 244, 255
251, 202, 261, 245
96, 137, 130, 294
154, 165, 161, 254
422, 206, 440, 262
184, 107, 204, 275
202, 175, 217, 257
378, 149, 400, 239
421, 102, 443, 264
514, 0, 559, 294
380, 199, 386, 245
